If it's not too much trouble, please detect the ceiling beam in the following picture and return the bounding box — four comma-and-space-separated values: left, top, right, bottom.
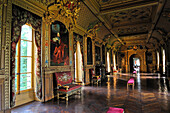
99, 0, 158, 15
146, 0, 166, 43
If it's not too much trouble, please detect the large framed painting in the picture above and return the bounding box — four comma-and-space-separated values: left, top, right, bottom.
50, 21, 69, 66
87, 37, 93, 65
102, 45, 105, 64
95, 46, 101, 62
110, 49, 113, 64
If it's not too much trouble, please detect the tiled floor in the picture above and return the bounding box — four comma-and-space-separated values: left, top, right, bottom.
12, 73, 170, 113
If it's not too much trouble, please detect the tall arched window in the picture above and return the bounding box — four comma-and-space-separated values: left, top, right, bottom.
15, 24, 36, 94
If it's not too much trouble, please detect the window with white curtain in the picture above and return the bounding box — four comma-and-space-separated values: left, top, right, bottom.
107, 52, 111, 72
15, 24, 33, 92
157, 51, 159, 70
113, 53, 116, 70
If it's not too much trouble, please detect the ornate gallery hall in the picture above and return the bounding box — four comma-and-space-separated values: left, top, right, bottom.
0, 0, 170, 113
11, 73, 170, 113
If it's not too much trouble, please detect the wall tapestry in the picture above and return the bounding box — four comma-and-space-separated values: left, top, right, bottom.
50, 21, 69, 66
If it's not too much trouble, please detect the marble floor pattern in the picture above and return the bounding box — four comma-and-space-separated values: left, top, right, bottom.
12, 73, 170, 113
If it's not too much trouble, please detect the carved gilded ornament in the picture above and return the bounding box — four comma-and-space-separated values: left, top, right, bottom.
87, 22, 102, 38
43, 0, 81, 25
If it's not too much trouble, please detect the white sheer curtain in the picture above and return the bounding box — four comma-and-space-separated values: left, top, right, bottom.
107, 52, 111, 72
157, 51, 159, 71
75, 41, 84, 82
113, 53, 116, 70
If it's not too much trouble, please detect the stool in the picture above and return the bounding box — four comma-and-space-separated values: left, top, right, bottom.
127, 77, 134, 91
106, 107, 124, 113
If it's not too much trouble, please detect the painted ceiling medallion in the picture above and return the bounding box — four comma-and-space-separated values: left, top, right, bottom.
87, 22, 102, 37
43, 0, 81, 24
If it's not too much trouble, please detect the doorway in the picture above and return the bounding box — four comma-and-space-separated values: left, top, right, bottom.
130, 54, 141, 73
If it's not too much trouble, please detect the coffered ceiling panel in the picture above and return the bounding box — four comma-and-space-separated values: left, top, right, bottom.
114, 24, 151, 36
120, 34, 147, 45
97, 0, 147, 7
105, 6, 152, 27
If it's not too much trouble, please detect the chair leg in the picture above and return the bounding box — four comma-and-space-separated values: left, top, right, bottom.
57, 93, 59, 99
66, 94, 68, 101
127, 84, 128, 91
80, 89, 82, 95
133, 83, 134, 90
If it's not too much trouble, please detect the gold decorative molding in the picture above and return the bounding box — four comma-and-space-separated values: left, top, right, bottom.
45, 66, 72, 74
87, 22, 102, 39
5, 0, 12, 109
0, 3, 2, 52
43, 0, 81, 25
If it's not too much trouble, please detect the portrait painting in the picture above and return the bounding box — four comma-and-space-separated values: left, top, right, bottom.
50, 21, 69, 66
87, 37, 93, 65
95, 46, 101, 62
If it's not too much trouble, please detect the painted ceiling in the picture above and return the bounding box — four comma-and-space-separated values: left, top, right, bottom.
84, 0, 170, 50
31, 0, 169, 50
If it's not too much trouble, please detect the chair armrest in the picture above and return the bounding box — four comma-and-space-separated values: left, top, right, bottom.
62, 86, 69, 90
57, 84, 62, 87
58, 85, 70, 90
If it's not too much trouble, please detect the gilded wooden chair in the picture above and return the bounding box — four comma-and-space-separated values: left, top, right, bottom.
91, 69, 101, 85
55, 72, 82, 101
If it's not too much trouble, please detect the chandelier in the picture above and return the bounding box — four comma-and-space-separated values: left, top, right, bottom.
44, 0, 81, 24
